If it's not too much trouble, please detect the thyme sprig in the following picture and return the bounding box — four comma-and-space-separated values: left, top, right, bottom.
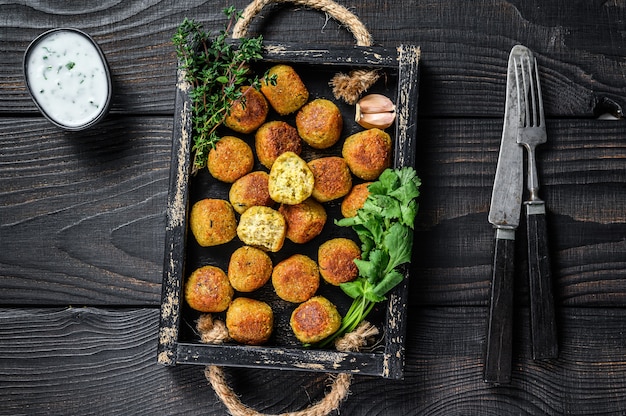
172, 7, 269, 171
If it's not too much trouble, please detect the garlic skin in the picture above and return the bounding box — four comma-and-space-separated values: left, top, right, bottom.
355, 94, 396, 129
356, 93, 396, 113
356, 112, 396, 129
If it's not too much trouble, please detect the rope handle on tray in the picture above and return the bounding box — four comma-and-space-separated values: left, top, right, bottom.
199, 314, 379, 416
232, 0, 380, 104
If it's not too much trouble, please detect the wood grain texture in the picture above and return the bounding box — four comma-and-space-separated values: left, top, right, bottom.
1, 306, 625, 416
0, 0, 625, 117
0, 117, 171, 305
1, 0, 625, 414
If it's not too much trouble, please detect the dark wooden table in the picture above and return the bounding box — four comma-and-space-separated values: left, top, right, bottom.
1, 1, 625, 415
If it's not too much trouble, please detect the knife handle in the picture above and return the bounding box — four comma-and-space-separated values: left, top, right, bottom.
525, 201, 559, 360
484, 228, 515, 384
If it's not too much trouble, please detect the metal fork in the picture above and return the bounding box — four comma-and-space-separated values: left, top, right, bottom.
515, 51, 559, 360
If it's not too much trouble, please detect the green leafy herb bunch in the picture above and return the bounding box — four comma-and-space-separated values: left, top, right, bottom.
320, 166, 421, 347
172, 7, 268, 171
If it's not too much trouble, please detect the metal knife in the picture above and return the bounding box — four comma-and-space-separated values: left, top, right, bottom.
484, 45, 525, 384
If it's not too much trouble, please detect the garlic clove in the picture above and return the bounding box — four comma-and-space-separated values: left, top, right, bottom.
356, 111, 396, 129
356, 93, 396, 114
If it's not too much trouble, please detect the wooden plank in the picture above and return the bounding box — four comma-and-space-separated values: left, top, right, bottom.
0, 0, 625, 117
1, 306, 626, 415
1, 117, 624, 307
0, 117, 171, 305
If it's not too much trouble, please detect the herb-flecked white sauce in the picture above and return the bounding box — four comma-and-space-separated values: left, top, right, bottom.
26, 30, 109, 128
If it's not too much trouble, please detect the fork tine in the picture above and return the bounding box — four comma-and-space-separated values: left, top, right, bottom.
534, 57, 545, 128
524, 55, 537, 127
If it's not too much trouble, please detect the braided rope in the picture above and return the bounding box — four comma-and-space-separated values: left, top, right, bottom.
198, 314, 379, 416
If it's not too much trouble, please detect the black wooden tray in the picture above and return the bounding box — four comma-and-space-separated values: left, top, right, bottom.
158, 42, 420, 379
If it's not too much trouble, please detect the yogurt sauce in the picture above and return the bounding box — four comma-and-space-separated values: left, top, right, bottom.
25, 29, 111, 129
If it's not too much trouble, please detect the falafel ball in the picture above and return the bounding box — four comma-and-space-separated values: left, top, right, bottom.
236, 206, 286, 252
260, 64, 309, 115
223, 86, 269, 134
290, 296, 342, 344
255, 120, 302, 169
189, 198, 237, 247
342, 128, 392, 180
268, 151, 314, 205
229, 171, 274, 214
228, 245, 273, 292
184, 265, 234, 313
295, 98, 343, 149
318, 238, 361, 286
278, 198, 327, 244
307, 156, 352, 203
208, 136, 254, 183
340, 182, 372, 218
272, 254, 319, 303
226, 297, 274, 345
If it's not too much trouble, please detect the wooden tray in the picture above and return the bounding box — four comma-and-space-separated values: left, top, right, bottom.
158, 42, 420, 379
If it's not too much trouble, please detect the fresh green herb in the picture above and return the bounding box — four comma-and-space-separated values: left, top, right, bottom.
65, 61, 75, 70
319, 166, 421, 347
172, 8, 271, 171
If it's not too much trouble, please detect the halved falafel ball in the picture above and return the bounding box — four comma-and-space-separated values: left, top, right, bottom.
268, 151, 314, 205
236, 206, 286, 253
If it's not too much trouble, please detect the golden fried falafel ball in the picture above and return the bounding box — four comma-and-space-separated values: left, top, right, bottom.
307, 156, 353, 203
272, 254, 320, 303
184, 265, 234, 313
228, 245, 273, 292
342, 128, 392, 180
318, 238, 361, 286
189, 198, 237, 247
207, 136, 254, 183
229, 171, 274, 215
268, 151, 314, 205
236, 206, 286, 252
223, 86, 269, 134
226, 297, 274, 345
290, 296, 341, 344
260, 64, 309, 115
295, 98, 343, 149
255, 120, 302, 169
278, 198, 327, 244
340, 182, 372, 218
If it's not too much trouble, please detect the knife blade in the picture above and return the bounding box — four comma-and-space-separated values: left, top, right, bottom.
483, 45, 525, 384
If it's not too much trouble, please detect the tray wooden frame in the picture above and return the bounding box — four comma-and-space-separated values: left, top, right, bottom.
158, 42, 420, 379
